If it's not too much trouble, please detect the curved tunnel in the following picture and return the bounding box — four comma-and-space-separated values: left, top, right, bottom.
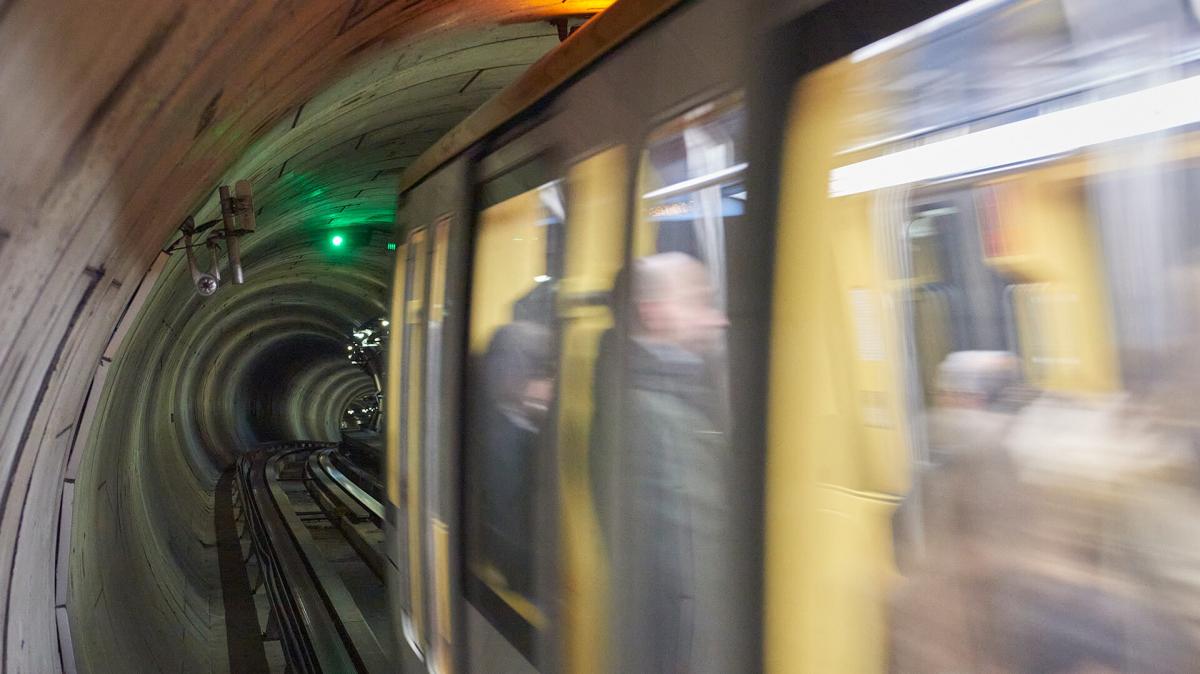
0, 2, 605, 671
70, 231, 387, 672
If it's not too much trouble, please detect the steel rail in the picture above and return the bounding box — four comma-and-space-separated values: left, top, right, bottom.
233, 441, 388, 673
304, 449, 388, 580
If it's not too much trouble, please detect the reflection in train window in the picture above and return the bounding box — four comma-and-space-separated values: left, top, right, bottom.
402, 228, 429, 652
638, 97, 745, 305
773, 1, 1200, 672
610, 97, 746, 674
463, 167, 563, 666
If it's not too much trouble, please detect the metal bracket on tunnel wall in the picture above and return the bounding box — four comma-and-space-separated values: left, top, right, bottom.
171, 180, 257, 296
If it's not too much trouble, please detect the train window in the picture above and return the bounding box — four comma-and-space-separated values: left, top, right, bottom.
384, 238, 414, 654
463, 159, 563, 667
424, 215, 454, 671
607, 97, 746, 674
385, 244, 407, 512
637, 96, 745, 303
767, 0, 1200, 670
402, 228, 429, 652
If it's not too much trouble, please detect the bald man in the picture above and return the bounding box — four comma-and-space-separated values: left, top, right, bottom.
631, 252, 728, 354
615, 252, 741, 674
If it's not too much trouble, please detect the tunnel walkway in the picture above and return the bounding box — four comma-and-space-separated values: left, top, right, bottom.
214, 472, 272, 673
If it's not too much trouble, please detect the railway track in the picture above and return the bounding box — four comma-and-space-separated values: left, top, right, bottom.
232, 441, 390, 674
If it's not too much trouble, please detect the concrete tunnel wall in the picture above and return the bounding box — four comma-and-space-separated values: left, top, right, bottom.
70, 237, 385, 673
0, 2, 605, 672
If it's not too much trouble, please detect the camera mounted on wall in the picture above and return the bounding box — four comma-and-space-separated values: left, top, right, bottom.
170, 180, 256, 296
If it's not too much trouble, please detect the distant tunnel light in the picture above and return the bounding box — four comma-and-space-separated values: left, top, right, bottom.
331, 234, 345, 247
829, 73, 1200, 197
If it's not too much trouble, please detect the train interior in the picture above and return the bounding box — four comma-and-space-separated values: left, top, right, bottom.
770, 0, 1200, 671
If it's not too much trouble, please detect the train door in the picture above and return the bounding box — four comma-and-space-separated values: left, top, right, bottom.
462, 154, 564, 674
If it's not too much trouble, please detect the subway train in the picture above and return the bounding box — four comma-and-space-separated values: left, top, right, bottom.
383, 0, 1200, 672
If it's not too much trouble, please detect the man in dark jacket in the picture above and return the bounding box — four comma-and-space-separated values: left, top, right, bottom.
616, 252, 739, 674
477, 321, 553, 595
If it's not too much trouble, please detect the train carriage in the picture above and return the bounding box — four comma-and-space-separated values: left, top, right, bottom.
385, 0, 1200, 672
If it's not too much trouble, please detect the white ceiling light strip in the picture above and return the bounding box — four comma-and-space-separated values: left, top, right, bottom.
829, 73, 1200, 197
642, 163, 748, 201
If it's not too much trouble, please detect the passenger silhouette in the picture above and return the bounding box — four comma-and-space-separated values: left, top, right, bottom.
476, 321, 553, 595
891, 350, 1199, 673
616, 252, 735, 674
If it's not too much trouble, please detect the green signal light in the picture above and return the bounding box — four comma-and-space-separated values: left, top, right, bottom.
331, 234, 344, 247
